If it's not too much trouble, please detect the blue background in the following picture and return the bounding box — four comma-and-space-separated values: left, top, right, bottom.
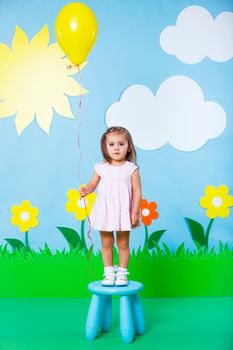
0, 0, 232, 253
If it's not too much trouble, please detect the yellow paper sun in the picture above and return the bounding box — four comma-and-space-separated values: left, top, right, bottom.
0, 25, 88, 135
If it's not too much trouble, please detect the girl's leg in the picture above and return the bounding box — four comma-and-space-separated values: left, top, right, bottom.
100, 231, 114, 267
116, 231, 130, 268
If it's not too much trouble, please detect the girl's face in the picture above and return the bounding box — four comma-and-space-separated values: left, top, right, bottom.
106, 132, 129, 163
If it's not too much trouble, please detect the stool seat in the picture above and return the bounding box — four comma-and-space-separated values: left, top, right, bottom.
85, 280, 145, 344
88, 280, 144, 296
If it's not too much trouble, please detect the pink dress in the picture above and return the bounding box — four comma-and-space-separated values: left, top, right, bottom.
89, 160, 138, 231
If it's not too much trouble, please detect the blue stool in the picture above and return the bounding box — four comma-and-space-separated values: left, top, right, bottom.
85, 281, 145, 343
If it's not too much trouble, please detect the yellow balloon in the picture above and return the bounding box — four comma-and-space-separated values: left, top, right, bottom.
55, 2, 98, 65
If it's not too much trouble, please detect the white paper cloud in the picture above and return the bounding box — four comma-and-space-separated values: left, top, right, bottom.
160, 6, 233, 63
105, 76, 226, 152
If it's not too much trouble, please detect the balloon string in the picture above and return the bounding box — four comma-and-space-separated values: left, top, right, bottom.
77, 64, 83, 180
76, 64, 94, 277
83, 197, 94, 277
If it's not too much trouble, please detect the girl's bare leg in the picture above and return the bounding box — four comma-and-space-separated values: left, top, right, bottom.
100, 231, 114, 267
116, 231, 130, 268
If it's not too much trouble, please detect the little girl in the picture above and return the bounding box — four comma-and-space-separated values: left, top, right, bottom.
80, 126, 142, 286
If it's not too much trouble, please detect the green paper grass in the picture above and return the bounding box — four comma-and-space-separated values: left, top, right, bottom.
0, 242, 232, 298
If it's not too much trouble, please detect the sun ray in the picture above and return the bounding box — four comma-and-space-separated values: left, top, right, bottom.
62, 59, 88, 76
12, 26, 29, 52
15, 109, 35, 135
30, 24, 49, 48
53, 94, 74, 119
63, 77, 88, 96
36, 107, 54, 134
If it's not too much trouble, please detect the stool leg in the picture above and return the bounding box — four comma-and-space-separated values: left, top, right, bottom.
130, 294, 145, 335
119, 296, 134, 343
100, 295, 112, 332
85, 294, 101, 340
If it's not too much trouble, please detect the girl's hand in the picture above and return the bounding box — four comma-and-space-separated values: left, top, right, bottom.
131, 212, 140, 229
79, 186, 89, 197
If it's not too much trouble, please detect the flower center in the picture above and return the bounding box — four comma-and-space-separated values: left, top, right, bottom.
142, 208, 150, 216
78, 198, 88, 208
212, 196, 223, 207
20, 211, 30, 221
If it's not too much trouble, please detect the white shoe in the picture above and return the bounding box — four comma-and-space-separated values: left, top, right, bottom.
102, 266, 116, 286
115, 267, 129, 286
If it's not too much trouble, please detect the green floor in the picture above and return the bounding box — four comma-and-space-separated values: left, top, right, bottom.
0, 297, 232, 350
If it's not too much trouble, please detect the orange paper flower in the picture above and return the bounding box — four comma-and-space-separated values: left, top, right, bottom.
140, 199, 159, 226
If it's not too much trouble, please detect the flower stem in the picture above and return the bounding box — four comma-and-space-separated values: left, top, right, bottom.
144, 225, 149, 248
81, 220, 87, 251
205, 219, 214, 249
25, 231, 29, 250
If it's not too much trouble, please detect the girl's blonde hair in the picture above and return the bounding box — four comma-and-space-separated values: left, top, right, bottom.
101, 126, 137, 164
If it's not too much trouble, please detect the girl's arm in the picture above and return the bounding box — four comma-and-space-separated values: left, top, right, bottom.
131, 169, 142, 228
80, 171, 100, 197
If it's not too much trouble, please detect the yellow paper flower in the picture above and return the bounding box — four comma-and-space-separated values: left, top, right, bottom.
200, 185, 233, 218
11, 200, 39, 232
66, 185, 96, 220
0, 25, 88, 135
